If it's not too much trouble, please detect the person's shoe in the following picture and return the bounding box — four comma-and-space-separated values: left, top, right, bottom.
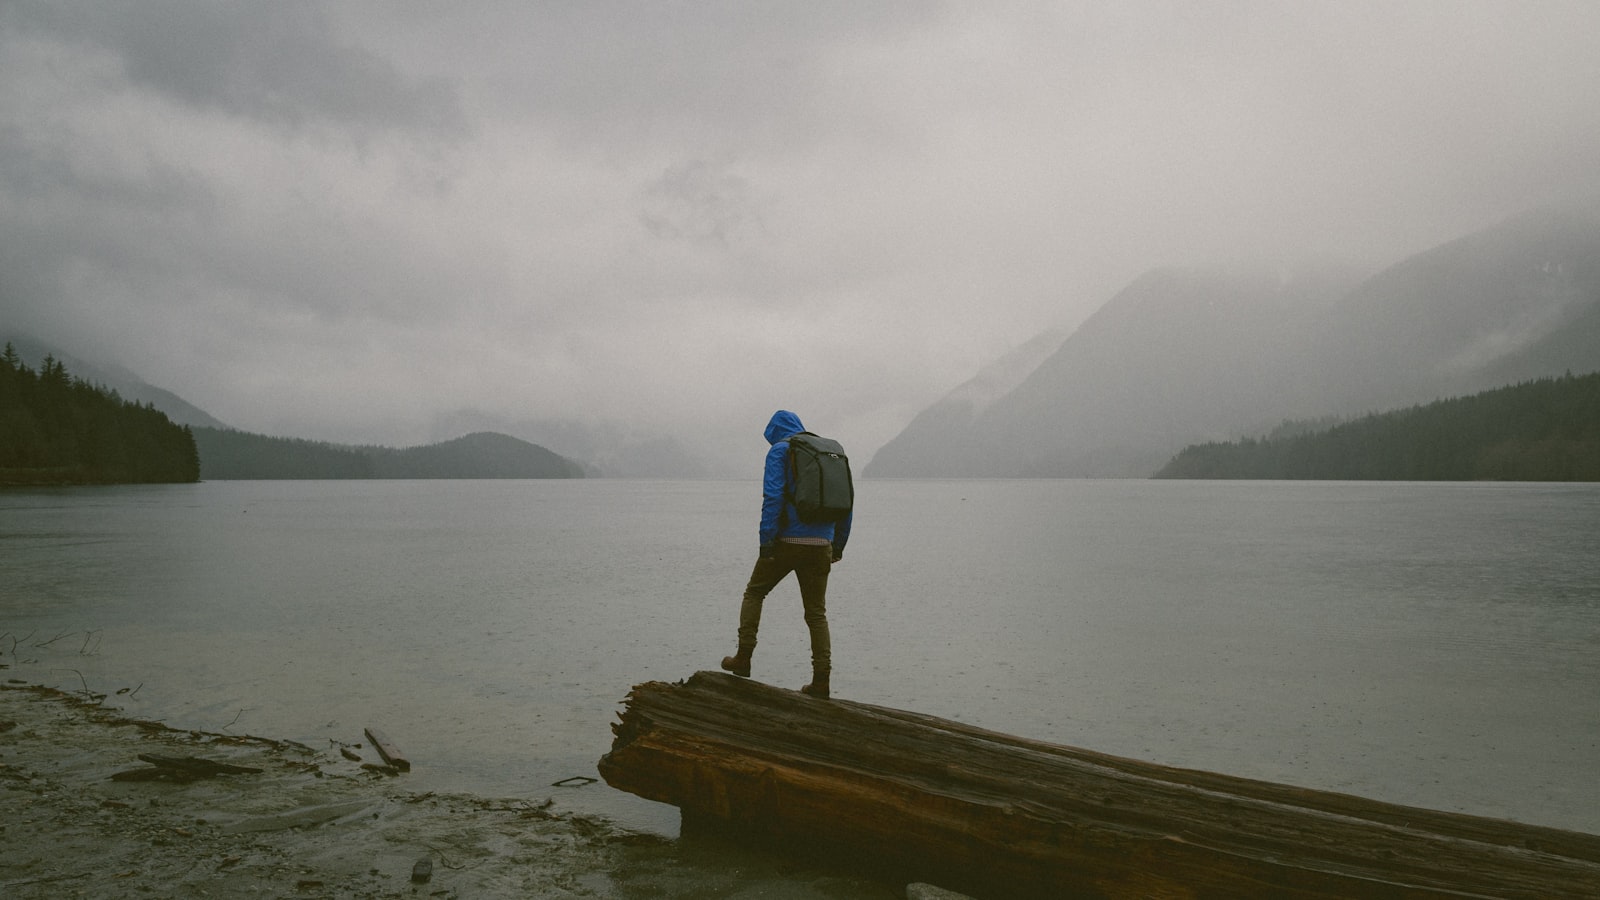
800, 671, 830, 698
719, 647, 753, 678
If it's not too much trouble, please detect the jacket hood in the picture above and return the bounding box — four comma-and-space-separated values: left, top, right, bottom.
764, 410, 805, 445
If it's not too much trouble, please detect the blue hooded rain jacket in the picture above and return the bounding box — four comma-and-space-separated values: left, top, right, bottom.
759, 410, 852, 557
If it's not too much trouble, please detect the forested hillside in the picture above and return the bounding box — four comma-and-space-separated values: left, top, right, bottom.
193, 427, 584, 479
0, 343, 200, 484
1157, 372, 1600, 481
190, 428, 374, 479
366, 431, 585, 478
1, 334, 231, 431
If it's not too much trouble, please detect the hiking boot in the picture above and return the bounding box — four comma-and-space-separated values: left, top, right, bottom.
720, 647, 753, 678
800, 670, 830, 698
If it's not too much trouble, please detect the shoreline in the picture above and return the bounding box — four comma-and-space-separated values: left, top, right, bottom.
1, 680, 903, 899
1, 681, 654, 898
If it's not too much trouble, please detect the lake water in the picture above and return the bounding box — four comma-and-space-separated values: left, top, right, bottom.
3, 478, 1598, 849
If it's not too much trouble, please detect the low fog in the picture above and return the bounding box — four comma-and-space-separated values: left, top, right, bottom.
4, 2, 1599, 471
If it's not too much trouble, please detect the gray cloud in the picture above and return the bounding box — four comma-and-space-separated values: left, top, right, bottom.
4, 1, 1599, 468
639, 159, 768, 247
5, 0, 465, 138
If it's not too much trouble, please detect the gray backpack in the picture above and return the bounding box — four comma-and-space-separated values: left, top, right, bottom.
785, 432, 854, 524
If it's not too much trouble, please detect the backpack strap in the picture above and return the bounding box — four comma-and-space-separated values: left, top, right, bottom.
776, 431, 815, 533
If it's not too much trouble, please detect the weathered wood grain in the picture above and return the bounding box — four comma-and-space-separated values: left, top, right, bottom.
363, 726, 410, 772
136, 754, 262, 775
598, 671, 1600, 899
109, 753, 263, 782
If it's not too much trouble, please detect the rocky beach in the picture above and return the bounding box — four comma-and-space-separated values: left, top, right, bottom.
0, 682, 897, 899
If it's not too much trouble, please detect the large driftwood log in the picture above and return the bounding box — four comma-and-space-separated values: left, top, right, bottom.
598, 672, 1600, 899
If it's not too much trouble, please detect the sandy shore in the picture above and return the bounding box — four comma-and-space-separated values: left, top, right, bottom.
0, 681, 898, 899
0, 681, 649, 898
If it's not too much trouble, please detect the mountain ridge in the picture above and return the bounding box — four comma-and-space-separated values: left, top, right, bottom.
0, 333, 688, 477
192, 426, 584, 480
1, 335, 232, 431
867, 207, 1600, 478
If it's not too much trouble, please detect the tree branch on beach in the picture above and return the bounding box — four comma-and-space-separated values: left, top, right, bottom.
53, 668, 105, 702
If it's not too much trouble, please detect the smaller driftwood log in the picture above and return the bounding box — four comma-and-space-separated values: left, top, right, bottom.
598, 671, 1600, 899
110, 754, 263, 783
364, 727, 410, 772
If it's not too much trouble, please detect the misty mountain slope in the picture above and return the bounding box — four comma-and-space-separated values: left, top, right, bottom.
862, 325, 1067, 476
867, 207, 1600, 478
870, 265, 1365, 477
193, 428, 583, 479
2, 334, 231, 430
999, 266, 1365, 476
1475, 292, 1600, 388
1306, 207, 1600, 414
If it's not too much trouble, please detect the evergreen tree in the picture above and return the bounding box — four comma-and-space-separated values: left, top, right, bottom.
1158, 372, 1600, 481
0, 352, 199, 485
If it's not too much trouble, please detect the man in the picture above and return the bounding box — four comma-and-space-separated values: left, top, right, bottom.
720, 409, 852, 698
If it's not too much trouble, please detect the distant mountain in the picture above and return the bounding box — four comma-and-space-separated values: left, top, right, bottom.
1157, 372, 1600, 481
1298, 207, 1600, 414
2, 335, 660, 478
428, 410, 710, 478
859, 326, 1067, 477
868, 264, 1365, 476
867, 208, 1600, 477
369, 431, 584, 478
193, 428, 583, 479
1, 335, 231, 430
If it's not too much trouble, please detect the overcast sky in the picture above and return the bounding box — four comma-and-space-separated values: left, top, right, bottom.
4, 1, 1599, 466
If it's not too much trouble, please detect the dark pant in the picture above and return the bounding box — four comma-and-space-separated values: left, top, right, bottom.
738, 542, 832, 672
